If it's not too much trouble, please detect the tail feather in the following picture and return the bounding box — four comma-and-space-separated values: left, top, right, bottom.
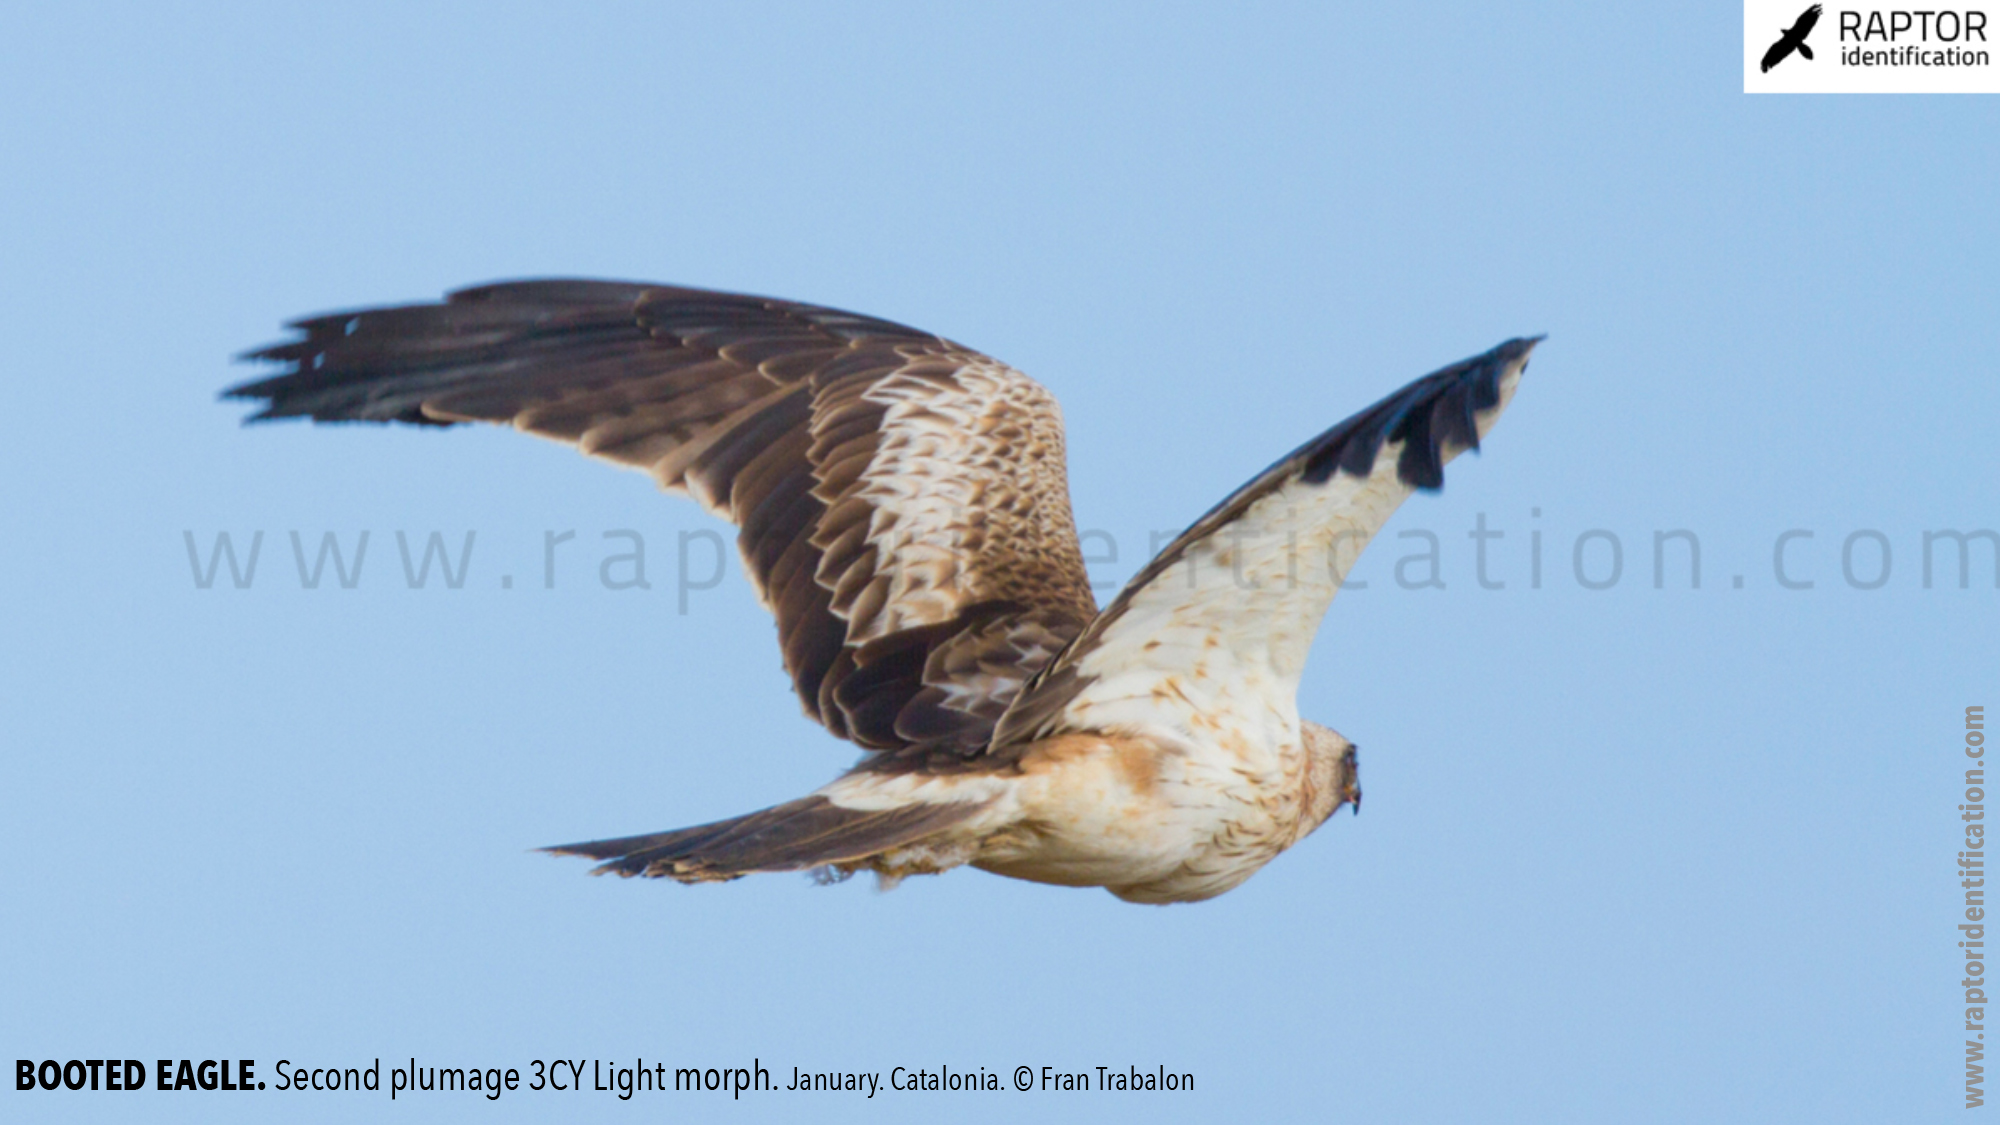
544, 795, 986, 881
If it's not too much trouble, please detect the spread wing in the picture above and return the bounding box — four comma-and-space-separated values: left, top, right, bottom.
1762, 4, 1820, 70
228, 280, 1098, 754
991, 337, 1538, 750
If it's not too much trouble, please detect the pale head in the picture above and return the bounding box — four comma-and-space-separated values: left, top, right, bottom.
1296, 720, 1361, 843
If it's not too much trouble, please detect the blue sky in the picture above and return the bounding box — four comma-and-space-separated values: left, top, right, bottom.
3, 3, 1995, 1122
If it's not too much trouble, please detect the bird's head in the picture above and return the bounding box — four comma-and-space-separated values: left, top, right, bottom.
1296, 720, 1361, 842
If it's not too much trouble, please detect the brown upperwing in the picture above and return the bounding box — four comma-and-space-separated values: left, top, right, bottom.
229, 280, 1098, 756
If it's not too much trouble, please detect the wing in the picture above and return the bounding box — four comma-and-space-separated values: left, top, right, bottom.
1794, 4, 1821, 36
991, 337, 1538, 750
228, 280, 1098, 754
1761, 38, 1793, 71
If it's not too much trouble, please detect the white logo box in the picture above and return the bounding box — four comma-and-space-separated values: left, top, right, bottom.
1745, 0, 2000, 92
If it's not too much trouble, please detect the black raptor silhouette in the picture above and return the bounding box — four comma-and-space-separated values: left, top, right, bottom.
1762, 5, 1822, 72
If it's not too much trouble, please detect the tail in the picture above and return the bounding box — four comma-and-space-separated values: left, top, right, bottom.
544, 795, 987, 882
1798, 43, 1813, 60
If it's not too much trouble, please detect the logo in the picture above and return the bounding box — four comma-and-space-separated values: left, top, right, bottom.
1745, 1, 1998, 92
1761, 4, 1824, 69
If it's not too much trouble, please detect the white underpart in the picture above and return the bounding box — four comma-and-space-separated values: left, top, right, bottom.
813, 768, 1022, 882
1057, 361, 1522, 758
812, 741, 1230, 900
815, 768, 1014, 812
1072, 466, 1408, 757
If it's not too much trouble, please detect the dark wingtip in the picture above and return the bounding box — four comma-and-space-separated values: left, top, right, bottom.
1394, 334, 1539, 491
218, 378, 283, 424
1291, 333, 1538, 492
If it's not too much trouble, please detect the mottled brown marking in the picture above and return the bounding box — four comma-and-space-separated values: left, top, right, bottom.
1014, 732, 1112, 773
1114, 739, 1162, 797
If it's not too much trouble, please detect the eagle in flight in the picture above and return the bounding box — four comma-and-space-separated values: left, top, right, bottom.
1761, 4, 1822, 72
229, 281, 1537, 903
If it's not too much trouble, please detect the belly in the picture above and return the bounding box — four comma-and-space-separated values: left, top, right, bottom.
971, 733, 1302, 904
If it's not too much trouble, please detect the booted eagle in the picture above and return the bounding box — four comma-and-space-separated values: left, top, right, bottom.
229, 280, 1537, 903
